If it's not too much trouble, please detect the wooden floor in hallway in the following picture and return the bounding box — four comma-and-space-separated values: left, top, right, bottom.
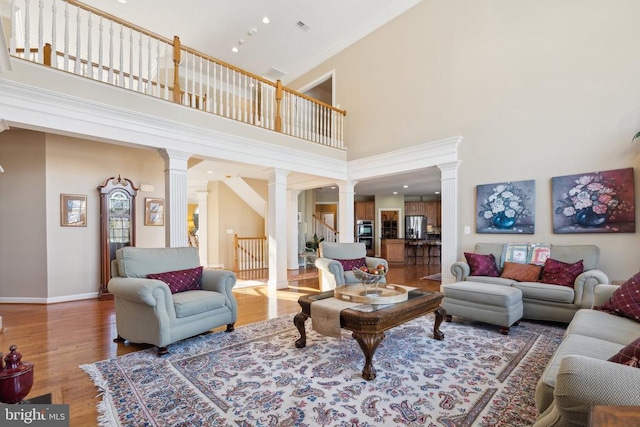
0, 261, 442, 425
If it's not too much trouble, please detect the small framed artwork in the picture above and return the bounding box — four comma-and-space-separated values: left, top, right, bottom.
145, 198, 164, 226
476, 179, 536, 234
60, 194, 87, 227
552, 167, 635, 233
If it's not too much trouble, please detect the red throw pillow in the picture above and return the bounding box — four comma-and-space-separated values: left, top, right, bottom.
540, 258, 583, 288
464, 252, 499, 277
608, 337, 640, 367
336, 257, 366, 271
147, 266, 203, 294
595, 272, 640, 322
501, 262, 542, 282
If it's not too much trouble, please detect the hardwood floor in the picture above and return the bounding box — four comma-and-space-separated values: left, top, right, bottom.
0, 262, 441, 425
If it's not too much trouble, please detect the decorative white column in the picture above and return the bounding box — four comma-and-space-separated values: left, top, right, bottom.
438, 161, 462, 284
267, 168, 289, 290
288, 189, 301, 270
196, 190, 208, 266
158, 149, 191, 248
338, 180, 357, 243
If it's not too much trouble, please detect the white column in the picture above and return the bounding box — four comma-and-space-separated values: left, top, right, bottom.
337, 180, 357, 243
196, 190, 208, 266
267, 168, 289, 290
158, 149, 191, 248
288, 189, 301, 270
438, 161, 462, 284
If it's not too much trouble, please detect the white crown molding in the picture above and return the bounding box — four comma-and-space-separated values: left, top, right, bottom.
348, 136, 462, 181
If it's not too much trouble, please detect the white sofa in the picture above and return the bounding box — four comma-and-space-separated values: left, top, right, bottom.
450, 243, 609, 323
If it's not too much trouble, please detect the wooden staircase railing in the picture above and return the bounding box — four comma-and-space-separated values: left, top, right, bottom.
312, 214, 339, 244
233, 234, 267, 272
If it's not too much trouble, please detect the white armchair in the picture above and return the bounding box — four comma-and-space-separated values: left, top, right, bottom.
314, 242, 388, 291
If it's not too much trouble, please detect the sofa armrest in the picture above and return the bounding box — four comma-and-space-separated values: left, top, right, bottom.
593, 284, 620, 307
315, 257, 345, 288
108, 277, 173, 307
201, 269, 238, 313
451, 261, 471, 282
552, 355, 640, 426
573, 269, 609, 308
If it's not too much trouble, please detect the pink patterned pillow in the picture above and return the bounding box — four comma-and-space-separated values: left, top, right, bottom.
147, 266, 203, 294
336, 257, 366, 271
609, 337, 640, 367
595, 272, 640, 322
540, 258, 583, 288
464, 252, 499, 277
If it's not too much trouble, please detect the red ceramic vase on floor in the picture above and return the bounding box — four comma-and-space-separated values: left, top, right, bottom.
0, 345, 34, 404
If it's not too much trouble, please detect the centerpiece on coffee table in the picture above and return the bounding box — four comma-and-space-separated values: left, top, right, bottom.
334, 265, 408, 304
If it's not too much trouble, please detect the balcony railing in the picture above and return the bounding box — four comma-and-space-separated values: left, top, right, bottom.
4, 0, 346, 149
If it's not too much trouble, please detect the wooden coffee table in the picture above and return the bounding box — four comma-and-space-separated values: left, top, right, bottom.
294, 289, 445, 380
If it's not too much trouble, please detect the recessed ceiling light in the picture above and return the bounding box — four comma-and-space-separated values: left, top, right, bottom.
231, 47, 239, 53
238, 39, 245, 45
435, 191, 440, 194
393, 191, 398, 195
330, 186, 336, 190
262, 17, 270, 24
248, 28, 258, 36
117, 0, 127, 3
403, 185, 408, 188
207, 170, 213, 174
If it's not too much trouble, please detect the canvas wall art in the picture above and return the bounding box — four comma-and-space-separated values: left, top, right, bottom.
552, 168, 635, 233
476, 180, 535, 234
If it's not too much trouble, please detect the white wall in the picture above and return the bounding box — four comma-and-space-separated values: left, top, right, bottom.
291, 0, 640, 281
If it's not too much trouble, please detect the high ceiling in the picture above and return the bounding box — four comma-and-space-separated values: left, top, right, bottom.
76, 0, 439, 197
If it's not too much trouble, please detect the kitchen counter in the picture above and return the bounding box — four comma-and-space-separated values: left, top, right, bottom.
380, 239, 405, 263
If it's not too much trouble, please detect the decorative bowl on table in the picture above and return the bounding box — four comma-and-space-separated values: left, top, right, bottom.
352, 266, 387, 296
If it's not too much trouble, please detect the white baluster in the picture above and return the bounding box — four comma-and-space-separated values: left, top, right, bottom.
212, 61, 217, 114
74, 5, 80, 74
63, 0, 69, 70
154, 38, 160, 96
198, 55, 203, 110
9, 0, 16, 55
87, 12, 93, 77
225, 66, 230, 117
128, 28, 133, 90
163, 42, 169, 100
232, 70, 236, 119
205, 59, 210, 112
51, 0, 57, 68
118, 24, 124, 87
97, 17, 103, 81
137, 32, 143, 92
38, 0, 44, 64
108, 20, 114, 84
146, 36, 152, 95
24, 0, 31, 59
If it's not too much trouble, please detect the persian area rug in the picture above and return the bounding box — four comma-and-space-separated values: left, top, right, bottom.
81, 314, 565, 427
422, 273, 442, 281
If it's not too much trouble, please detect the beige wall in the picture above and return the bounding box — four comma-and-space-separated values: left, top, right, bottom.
291, 0, 640, 281
0, 130, 48, 298
0, 130, 167, 299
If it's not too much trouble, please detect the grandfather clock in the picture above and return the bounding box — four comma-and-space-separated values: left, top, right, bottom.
98, 176, 138, 300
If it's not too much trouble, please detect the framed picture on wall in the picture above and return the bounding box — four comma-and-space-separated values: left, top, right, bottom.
552, 168, 635, 233
60, 194, 87, 227
476, 179, 535, 234
145, 198, 164, 226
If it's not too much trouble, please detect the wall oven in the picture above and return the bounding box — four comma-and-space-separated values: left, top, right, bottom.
356, 220, 374, 237
357, 236, 374, 252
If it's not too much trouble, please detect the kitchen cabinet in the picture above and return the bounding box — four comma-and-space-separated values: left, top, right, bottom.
425, 202, 441, 226
380, 239, 405, 263
404, 202, 426, 216
355, 201, 375, 220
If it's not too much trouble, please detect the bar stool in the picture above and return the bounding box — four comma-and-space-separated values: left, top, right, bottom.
405, 238, 426, 265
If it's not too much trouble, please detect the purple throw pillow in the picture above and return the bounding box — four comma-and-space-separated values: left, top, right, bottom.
540, 258, 583, 288
336, 257, 366, 271
464, 252, 499, 277
609, 337, 640, 367
147, 266, 203, 294
595, 272, 640, 322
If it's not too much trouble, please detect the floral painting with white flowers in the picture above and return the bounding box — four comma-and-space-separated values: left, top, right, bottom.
552, 168, 635, 233
476, 180, 535, 234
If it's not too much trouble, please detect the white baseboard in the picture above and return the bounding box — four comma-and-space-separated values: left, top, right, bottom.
0, 292, 99, 304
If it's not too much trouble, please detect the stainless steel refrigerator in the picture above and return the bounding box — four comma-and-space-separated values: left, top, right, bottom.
405, 215, 427, 239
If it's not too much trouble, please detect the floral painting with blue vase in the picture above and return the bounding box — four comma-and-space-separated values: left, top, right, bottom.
552, 168, 635, 234
476, 180, 535, 234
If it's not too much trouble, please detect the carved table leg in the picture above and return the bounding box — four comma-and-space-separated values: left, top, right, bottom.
294, 312, 309, 348
352, 331, 385, 380
433, 306, 446, 341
